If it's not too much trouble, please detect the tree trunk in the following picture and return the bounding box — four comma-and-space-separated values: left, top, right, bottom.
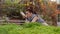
51, 15, 57, 26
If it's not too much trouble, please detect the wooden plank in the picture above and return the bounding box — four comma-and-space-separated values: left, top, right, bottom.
0, 20, 25, 23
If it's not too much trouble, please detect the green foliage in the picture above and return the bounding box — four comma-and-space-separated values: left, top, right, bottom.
1, 0, 26, 15
1, 3, 26, 19
22, 23, 42, 28
0, 23, 60, 34
5, 0, 19, 4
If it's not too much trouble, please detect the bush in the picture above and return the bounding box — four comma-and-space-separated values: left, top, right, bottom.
0, 23, 60, 34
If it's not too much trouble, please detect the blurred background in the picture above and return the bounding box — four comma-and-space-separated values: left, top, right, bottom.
0, 0, 60, 26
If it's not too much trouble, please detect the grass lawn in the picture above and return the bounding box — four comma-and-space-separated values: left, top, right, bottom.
0, 23, 60, 34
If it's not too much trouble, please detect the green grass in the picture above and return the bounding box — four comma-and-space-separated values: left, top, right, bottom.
0, 23, 60, 34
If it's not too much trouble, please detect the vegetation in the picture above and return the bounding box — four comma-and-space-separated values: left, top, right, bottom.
0, 23, 60, 34
0, 0, 58, 25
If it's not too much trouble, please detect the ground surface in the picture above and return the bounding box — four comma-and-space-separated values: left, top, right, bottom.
57, 22, 60, 26
0, 23, 60, 34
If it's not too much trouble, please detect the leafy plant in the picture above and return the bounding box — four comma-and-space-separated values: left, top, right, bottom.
0, 23, 60, 34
